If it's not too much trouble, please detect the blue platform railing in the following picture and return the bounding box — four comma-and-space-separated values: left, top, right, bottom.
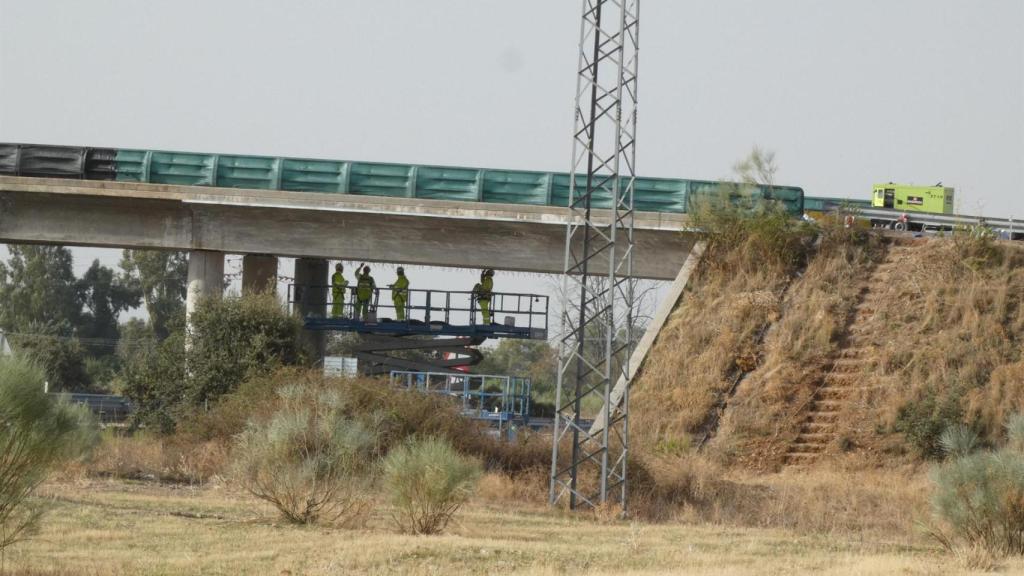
288, 285, 549, 340
389, 370, 531, 440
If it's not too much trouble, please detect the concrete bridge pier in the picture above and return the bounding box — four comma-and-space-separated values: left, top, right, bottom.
186, 250, 225, 320
293, 257, 329, 365
242, 254, 278, 295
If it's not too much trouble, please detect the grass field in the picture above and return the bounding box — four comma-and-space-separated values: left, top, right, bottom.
5, 478, 1017, 576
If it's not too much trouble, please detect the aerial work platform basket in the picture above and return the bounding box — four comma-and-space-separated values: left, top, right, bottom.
288, 285, 549, 341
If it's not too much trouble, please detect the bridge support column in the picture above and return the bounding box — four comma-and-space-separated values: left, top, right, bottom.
186, 250, 224, 321
242, 254, 278, 295
293, 257, 328, 366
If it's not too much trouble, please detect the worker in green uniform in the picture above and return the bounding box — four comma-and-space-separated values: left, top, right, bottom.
389, 266, 410, 321
355, 263, 376, 321
474, 268, 495, 324
330, 263, 348, 317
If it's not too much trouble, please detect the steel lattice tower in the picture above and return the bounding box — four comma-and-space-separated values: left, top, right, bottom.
550, 0, 639, 511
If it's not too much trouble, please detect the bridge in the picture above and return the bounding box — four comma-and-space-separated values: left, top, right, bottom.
0, 143, 804, 363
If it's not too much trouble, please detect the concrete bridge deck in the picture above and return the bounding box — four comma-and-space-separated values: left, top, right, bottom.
0, 175, 694, 280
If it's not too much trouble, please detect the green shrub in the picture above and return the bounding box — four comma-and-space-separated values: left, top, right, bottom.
930, 451, 1024, 559
894, 385, 964, 459
231, 381, 376, 526
939, 425, 981, 459
186, 293, 304, 406
929, 414, 1024, 565
1005, 414, 1024, 453
383, 437, 481, 534
690, 196, 815, 277
0, 356, 97, 550
122, 293, 304, 433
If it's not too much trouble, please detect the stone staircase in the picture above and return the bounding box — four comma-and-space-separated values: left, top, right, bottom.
783, 243, 910, 466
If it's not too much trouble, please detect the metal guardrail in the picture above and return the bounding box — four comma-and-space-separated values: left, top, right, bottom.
854, 206, 1018, 230
0, 143, 806, 216
811, 202, 1021, 239
53, 392, 133, 424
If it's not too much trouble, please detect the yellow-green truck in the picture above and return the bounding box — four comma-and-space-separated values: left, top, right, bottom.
870, 183, 955, 230
872, 183, 954, 213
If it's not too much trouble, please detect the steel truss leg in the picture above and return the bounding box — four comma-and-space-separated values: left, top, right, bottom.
550, 0, 640, 512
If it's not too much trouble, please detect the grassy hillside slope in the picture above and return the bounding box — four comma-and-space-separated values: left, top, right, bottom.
631, 218, 1024, 470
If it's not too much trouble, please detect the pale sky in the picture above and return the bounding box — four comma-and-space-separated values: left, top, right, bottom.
1, 0, 1022, 320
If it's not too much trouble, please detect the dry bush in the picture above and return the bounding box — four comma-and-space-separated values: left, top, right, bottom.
475, 469, 548, 507
966, 362, 1024, 445
383, 437, 481, 535
231, 382, 377, 526
628, 454, 735, 522
626, 453, 925, 539
190, 367, 551, 477
87, 433, 229, 485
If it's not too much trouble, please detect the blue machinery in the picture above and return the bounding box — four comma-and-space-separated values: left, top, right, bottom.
288, 285, 549, 375
389, 370, 531, 440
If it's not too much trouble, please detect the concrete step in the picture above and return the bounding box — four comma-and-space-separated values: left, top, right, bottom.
813, 399, 845, 409
789, 442, 827, 452
784, 453, 820, 463
800, 421, 836, 433
790, 430, 831, 438
805, 411, 839, 423
831, 358, 870, 368
828, 366, 865, 377
820, 385, 883, 399
817, 387, 856, 400
824, 371, 862, 383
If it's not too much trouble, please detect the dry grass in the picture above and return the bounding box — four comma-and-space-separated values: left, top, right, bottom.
844, 239, 1024, 456
68, 433, 230, 485
629, 233, 799, 456
711, 228, 884, 468
639, 231, 1024, 469
3, 476, 1011, 576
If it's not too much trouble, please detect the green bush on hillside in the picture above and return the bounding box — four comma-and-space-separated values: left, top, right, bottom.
894, 384, 965, 459
0, 356, 97, 550
690, 192, 816, 277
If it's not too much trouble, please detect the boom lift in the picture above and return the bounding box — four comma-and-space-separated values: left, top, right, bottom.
289, 283, 548, 375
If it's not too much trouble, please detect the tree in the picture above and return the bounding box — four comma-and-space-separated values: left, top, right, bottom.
121, 293, 304, 432
733, 146, 777, 188
76, 259, 142, 344
8, 321, 92, 393
0, 246, 81, 333
119, 250, 187, 339
0, 246, 92, 391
